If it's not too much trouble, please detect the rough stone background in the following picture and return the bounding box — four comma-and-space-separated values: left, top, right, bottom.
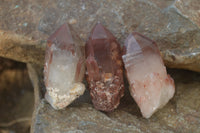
0, 58, 34, 133
0, 0, 200, 133
0, 0, 200, 72
30, 66, 200, 133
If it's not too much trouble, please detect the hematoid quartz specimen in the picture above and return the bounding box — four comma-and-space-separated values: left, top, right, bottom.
44, 23, 85, 110
122, 32, 175, 118
85, 23, 124, 112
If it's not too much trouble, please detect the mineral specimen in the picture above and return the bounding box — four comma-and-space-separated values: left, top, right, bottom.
85, 23, 124, 112
44, 23, 85, 110
122, 32, 175, 118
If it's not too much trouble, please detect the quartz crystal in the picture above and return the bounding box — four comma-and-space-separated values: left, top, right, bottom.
86, 23, 124, 112
44, 23, 85, 110
122, 32, 175, 118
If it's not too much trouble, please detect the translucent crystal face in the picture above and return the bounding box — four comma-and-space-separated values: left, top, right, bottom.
48, 24, 74, 49
87, 24, 116, 74
44, 23, 85, 110
123, 32, 175, 118
85, 23, 124, 112
123, 33, 165, 81
48, 45, 79, 94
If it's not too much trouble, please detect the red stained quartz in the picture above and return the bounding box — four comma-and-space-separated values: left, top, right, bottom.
122, 32, 175, 118
44, 23, 85, 110
86, 23, 124, 112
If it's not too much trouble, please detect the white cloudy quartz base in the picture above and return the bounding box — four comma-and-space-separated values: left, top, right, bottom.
122, 32, 175, 118
45, 48, 85, 110
45, 83, 85, 110
44, 23, 85, 110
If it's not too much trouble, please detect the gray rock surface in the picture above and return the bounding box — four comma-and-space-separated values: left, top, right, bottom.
174, 0, 200, 28
0, 0, 200, 72
30, 68, 200, 133
0, 0, 200, 132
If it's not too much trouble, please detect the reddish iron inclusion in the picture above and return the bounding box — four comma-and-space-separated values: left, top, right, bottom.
44, 23, 85, 110
86, 23, 124, 112
122, 32, 175, 118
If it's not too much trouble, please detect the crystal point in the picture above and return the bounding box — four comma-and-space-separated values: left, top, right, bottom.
122, 32, 175, 118
86, 23, 124, 112
44, 23, 85, 110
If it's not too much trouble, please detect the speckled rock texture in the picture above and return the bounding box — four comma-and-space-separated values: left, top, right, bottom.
0, 0, 199, 132
0, 0, 200, 72
29, 65, 200, 133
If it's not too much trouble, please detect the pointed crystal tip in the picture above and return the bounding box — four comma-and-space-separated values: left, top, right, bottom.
44, 23, 85, 110
90, 23, 114, 40
123, 32, 159, 55
86, 23, 124, 112
47, 23, 73, 48
122, 32, 175, 118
